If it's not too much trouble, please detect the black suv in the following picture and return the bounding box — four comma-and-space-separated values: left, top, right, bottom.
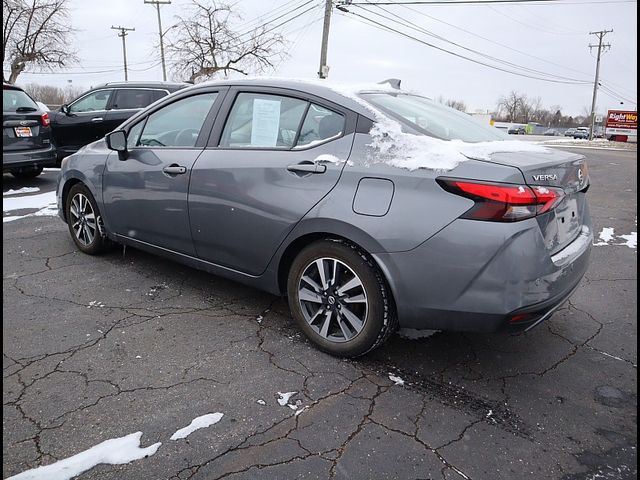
3, 83, 57, 178
50, 81, 188, 160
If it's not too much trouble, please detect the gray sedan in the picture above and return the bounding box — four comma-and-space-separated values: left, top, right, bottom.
56, 79, 592, 357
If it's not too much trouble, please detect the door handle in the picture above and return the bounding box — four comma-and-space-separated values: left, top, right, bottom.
286, 162, 327, 174
91, 117, 103, 122
163, 164, 187, 175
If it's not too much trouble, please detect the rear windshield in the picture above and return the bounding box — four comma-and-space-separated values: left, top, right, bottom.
361, 92, 508, 143
3, 88, 39, 112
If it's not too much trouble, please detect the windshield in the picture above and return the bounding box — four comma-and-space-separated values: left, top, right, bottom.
3, 88, 39, 112
360, 92, 508, 143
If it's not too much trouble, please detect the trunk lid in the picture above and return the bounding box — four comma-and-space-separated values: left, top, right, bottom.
479, 149, 590, 255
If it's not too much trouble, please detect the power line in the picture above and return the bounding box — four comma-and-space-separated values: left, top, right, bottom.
599, 83, 637, 105
486, 4, 583, 35
344, 5, 591, 83
233, 3, 320, 49
341, 0, 637, 5
235, 0, 317, 38
357, 2, 592, 81
396, 3, 590, 76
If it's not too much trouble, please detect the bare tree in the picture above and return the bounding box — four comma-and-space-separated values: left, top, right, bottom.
497, 91, 523, 122
22, 82, 83, 105
164, 0, 285, 83
445, 99, 467, 112
435, 95, 467, 112
2, 0, 77, 84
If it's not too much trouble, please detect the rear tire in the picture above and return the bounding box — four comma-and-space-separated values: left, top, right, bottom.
287, 240, 396, 357
65, 183, 109, 255
10, 166, 43, 178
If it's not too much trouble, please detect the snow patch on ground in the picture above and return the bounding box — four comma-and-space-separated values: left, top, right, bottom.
256, 399, 266, 405
3, 190, 58, 222
294, 406, 309, 416
170, 413, 224, 440
3, 187, 40, 196
6, 432, 161, 480
276, 391, 297, 407
388, 374, 405, 386
593, 226, 637, 249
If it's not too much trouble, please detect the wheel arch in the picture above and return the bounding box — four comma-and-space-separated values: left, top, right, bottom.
60, 177, 84, 223
275, 223, 396, 316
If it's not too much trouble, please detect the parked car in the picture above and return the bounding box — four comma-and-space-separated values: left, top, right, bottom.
50, 81, 189, 161
3, 83, 56, 178
508, 125, 527, 135
573, 127, 590, 139
57, 79, 592, 357
543, 129, 559, 136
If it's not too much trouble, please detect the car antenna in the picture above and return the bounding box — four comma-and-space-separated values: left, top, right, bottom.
378, 78, 401, 89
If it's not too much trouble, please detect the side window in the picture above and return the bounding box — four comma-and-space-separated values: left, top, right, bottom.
138, 93, 218, 148
111, 89, 155, 110
69, 90, 113, 113
220, 93, 307, 148
296, 104, 345, 147
152, 90, 169, 102
127, 120, 144, 149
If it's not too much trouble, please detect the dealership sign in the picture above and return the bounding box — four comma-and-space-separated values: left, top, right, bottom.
605, 110, 637, 136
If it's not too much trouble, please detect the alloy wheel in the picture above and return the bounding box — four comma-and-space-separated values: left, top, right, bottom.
298, 257, 368, 343
69, 193, 97, 246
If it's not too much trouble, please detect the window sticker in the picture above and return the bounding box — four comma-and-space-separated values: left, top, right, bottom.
251, 98, 281, 147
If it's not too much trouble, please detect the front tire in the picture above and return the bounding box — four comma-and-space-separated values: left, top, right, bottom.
65, 183, 109, 255
287, 240, 396, 357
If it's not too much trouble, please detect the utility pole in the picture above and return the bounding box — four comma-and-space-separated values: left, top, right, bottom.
111, 26, 135, 81
588, 29, 612, 140
318, 0, 333, 79
145, 0, 171, 81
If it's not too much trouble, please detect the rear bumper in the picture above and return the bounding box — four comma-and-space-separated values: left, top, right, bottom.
373, 216, 592, 333
3, 145, 57, 170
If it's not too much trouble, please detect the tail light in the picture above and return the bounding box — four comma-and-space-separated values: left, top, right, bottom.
437, 178, 565, 222
40, 112, 50, 127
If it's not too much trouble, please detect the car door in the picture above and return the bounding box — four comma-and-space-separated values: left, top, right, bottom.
189, 87, 357, 276
51, 88, 114, 156
104, 88, 169, 133
102, 90, 224, 255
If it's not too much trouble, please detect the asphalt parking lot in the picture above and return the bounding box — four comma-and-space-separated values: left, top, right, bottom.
3, 147, 637, 480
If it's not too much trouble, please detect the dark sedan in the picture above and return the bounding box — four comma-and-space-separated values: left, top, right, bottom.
50, 81, 188, 161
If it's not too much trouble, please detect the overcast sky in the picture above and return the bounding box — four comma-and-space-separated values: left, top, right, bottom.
13, 0, 638, 116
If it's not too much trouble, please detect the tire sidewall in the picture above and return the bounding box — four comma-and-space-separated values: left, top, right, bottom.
287, 240, 387, 357
65, 183, 105, 255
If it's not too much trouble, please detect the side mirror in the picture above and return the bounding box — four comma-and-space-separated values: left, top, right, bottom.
105, 130, 128, 160
60, 104, 70, 115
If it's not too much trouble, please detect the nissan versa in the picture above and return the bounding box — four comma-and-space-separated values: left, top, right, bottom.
56, 79, 592, 357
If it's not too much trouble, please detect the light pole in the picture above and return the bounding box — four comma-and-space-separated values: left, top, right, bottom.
144, 0, 171, 81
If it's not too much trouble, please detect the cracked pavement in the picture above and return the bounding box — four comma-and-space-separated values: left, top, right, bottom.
3, 148, 637, 479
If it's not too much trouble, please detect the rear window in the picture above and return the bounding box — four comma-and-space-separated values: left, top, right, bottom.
111, 89, 158, 110
3, 88, 38, 112
361, 92, 507, 143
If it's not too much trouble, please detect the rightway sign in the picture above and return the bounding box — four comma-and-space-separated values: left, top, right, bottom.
605, 110, 638, 136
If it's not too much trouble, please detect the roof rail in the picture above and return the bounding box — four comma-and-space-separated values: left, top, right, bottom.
378, 78, 401, 89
